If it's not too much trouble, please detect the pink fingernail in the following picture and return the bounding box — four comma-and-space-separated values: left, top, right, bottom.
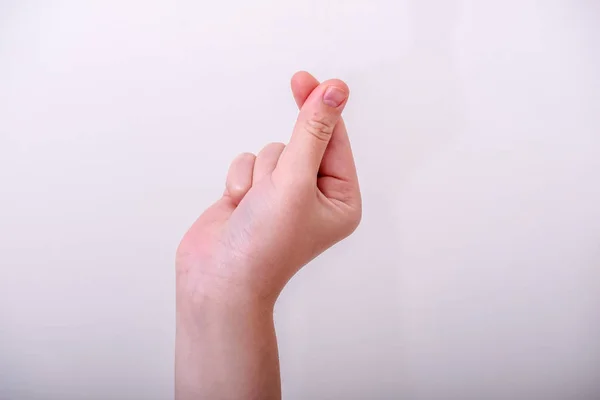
323, 86, 347, 107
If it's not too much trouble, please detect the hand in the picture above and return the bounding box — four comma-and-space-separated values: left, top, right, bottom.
176, 72, 361, 306
175, 71, 361, 400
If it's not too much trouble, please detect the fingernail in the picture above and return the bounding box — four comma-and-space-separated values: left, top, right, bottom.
323, 86, 347, 107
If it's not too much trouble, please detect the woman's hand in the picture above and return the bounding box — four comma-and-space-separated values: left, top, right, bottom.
176, 71, 361, 306
175, 71, 361, 400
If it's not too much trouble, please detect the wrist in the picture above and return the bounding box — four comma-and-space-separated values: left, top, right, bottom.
176, 269, 276, 317
177, 286, 275, 320
176, 256, 283, 311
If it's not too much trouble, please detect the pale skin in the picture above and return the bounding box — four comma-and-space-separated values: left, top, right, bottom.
175, 71, 362, 400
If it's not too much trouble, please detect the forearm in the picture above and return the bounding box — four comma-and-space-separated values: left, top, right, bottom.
175, 292, 281, 400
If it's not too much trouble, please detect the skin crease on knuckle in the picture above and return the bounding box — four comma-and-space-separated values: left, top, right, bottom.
304, 112, 335, 142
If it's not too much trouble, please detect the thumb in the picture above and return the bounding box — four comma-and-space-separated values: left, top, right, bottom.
277, 80, 349, 177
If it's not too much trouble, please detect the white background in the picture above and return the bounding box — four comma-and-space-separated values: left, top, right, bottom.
1, 1, 599, 399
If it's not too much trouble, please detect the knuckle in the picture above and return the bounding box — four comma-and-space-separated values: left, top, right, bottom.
258, 143, 286, 162
264, 142, 285, 152
234, 152, 256, 164
304, 113, 335, 142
